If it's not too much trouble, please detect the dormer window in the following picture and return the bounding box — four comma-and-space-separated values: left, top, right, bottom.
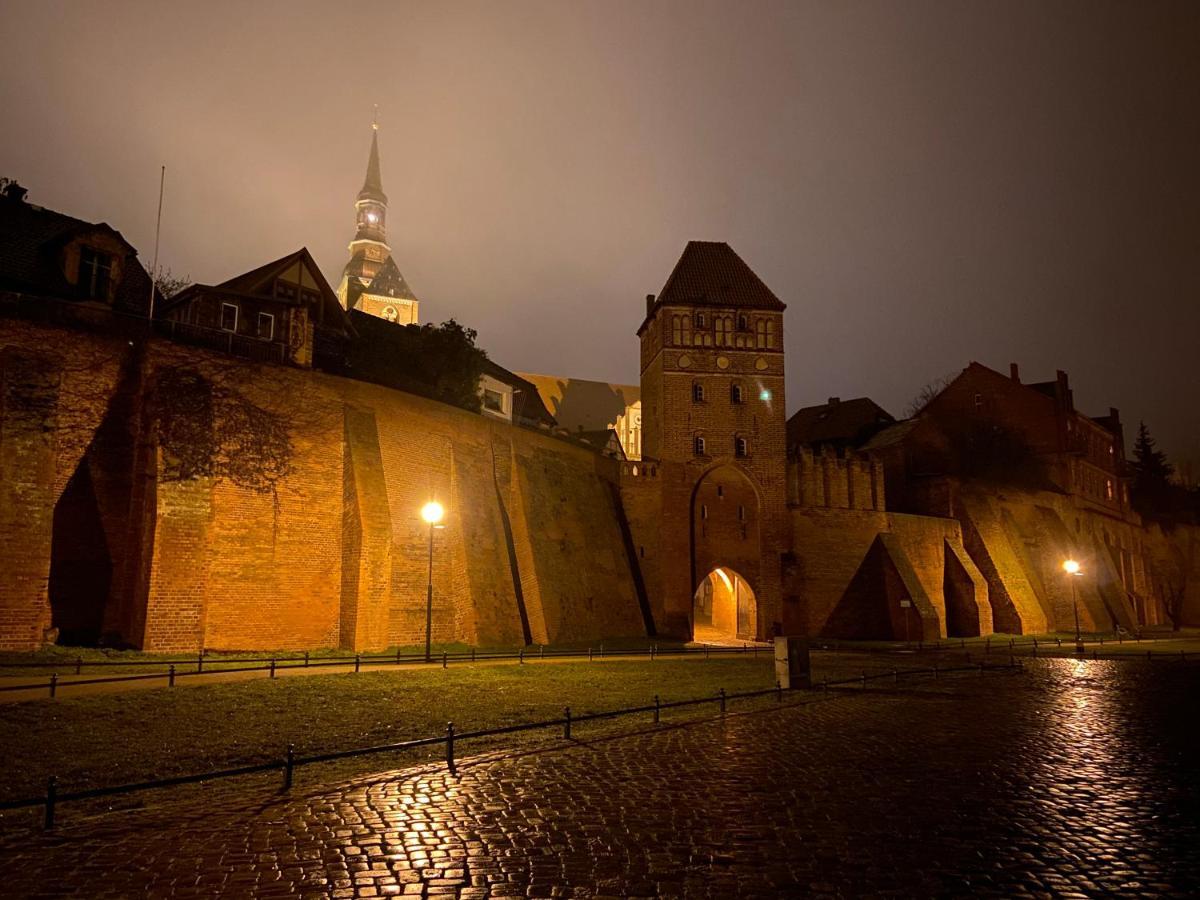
78, 247, 113, 300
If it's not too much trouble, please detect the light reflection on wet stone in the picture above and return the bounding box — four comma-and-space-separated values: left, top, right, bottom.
2, 660, 1198, 897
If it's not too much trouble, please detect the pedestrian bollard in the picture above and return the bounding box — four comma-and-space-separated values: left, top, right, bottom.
519, 648, 525, 665
446, 722, 456, 775
43, 776, 57, 830
600, 643, 605, 658
650, 644, 656, 661
354, 654, 361, 673
1057, 638, 1062, 648
169, 664, 176, 688
49, 673, 57, 698
270, 658, 276, 679
776, 679, 783, 703
719, 688, 727, 714
75, 656, 82, 675
540, 645, 544, 660
654, 694, 661, 724
442, 651, 448, 669
563, 707, 572, 739
284, 743, 295, 790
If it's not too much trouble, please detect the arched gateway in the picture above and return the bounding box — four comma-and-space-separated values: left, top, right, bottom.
691, 464, 762, 641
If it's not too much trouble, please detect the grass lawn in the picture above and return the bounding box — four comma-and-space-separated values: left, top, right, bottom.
0, 657, 779, 803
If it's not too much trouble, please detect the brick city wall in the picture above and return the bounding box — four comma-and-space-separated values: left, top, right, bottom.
0, 321, 649, 651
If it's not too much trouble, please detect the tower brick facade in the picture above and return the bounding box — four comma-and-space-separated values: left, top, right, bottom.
631, 242, 790, 640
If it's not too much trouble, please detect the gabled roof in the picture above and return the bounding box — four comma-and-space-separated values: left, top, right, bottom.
643, 241, 785, 327
0, 191, 153, 314
787, 397, 895, 449
163, 247, 349, 332
363, 255, 417, 302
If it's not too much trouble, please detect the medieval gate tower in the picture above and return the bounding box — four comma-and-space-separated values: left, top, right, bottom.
635, 242, 790, 641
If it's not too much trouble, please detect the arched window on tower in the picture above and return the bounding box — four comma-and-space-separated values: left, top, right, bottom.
692, 382, 705, 403
671, 315, 684, 345
715, 316, 731, 346
738, 314, 748, 331
755, 319, 768, 348
730, 382, 744, 404
735, 436, 749, 458
694, 435, 706, 456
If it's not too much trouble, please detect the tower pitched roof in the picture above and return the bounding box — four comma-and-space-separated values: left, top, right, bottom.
358, 128, 387, 204
651, 241, 786, 317
364, 255, 418, 302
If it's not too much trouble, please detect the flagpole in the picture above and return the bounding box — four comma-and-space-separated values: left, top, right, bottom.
147, 165, 165, 322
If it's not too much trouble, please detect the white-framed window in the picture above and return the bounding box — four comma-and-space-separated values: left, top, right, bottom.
483, 388, 507, 414
735, 436, 749, 458
220, 302, 239, 332
257, 312, 274, 340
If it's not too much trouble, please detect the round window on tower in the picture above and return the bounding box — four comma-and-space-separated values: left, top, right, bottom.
383, 306, 398, 322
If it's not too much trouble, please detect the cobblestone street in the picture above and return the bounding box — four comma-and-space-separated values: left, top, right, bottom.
2, 659, 1198, 898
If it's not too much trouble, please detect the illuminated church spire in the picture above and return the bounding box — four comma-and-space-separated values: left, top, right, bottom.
336, 112, 420, 324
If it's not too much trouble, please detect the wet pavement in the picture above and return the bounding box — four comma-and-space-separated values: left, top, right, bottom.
2, 659, 1198, 897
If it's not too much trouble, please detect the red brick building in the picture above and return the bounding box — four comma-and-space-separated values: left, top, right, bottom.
626, 241, 789, 641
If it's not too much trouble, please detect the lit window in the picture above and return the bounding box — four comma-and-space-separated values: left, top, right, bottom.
693, 382, 705, 403
735, 436, 749, 458
78, 247, 113, 300
220, 302, 239, 332
694, 435, 706, 456
731, 383, 743, 404
257, 312, 274, 340
483, 388, 506, 413
754, 319, 766, 346
383, 305, 398, 322
671, 315, 683, 344
765, 318, 775, 348
1106, 479, 1114, 500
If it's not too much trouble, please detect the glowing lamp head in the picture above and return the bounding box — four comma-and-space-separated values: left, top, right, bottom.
366, 211, 379, 224
420, 501, 444, 525
759, 389, 772, 402
1063, 559, 1081, 575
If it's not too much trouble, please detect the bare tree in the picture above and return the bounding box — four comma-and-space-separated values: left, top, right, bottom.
904, 374, 955, 418
152, 269, 191, 301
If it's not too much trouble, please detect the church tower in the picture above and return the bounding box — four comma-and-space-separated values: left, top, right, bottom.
336, 120, 420, 324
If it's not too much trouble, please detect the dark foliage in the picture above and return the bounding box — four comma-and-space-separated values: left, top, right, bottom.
1129, 421, 1199, 524
344, 313, 487, 413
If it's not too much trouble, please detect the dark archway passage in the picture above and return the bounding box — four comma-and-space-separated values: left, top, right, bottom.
48, 461, 112, 645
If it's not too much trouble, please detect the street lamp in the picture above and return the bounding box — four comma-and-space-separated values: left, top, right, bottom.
1063, 559, 1084, 655
421, 501, 445, 663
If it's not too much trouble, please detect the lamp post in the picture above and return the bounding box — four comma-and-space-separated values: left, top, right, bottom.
1063, 559, 1084, 655
421, 501, 445, 663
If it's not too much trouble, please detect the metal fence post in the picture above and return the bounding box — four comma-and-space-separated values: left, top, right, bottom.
563, 707, 571, 739
600, 643, 605, 658
270, 658, 276, 679
284, 743, 294, 790
43, 776, 56, 830
304, 651, 310, 668
169, 664, 176, 688
540, 644, 544, 660
589, 647, 593, 662
471, 647, 476, 663
650, 644, 656, 661
519, 648, 524, 665
704, 645, 709, 660
446, 722, 456, 774
654, 694, 661, 724
719, 688, 727, 714
396, 648, 402, 666
442, 651, 448, 669
75, 656, 82, 675
355, 654, 361, 673
49, 673, 57, 698
198, 652, 203, 674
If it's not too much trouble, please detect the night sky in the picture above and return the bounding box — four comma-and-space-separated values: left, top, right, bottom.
2, 1, 1197, 469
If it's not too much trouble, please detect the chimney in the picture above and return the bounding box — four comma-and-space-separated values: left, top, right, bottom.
827, 397, 841, 406
645, 293, 655, 316
1009, 363, 1020, 382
